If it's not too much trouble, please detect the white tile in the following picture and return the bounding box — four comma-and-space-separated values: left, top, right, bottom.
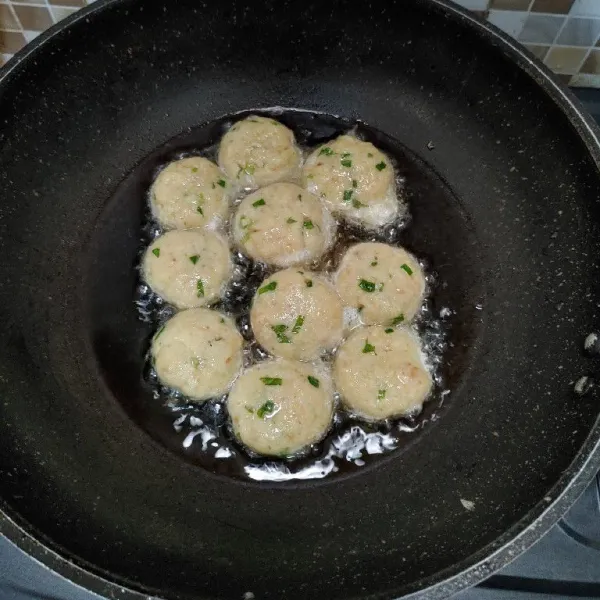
449, 0, 489, 9
488, 9, 529, 37
571, 0, 600, 17
22, 29, 39, 42
569, 72, 600, 86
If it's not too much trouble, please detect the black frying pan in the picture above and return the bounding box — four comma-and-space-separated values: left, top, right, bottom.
1, 0, 600, 599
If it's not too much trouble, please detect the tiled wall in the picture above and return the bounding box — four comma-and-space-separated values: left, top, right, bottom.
1, 0, 600, 87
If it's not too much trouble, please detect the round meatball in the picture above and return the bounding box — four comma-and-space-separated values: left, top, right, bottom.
232, 183, 334, 267
150, 157, 229, 230
335, 242, 425, 325
227, 359, 334, 456
303, 135, 398, 228
251, 268, 344, 361
143, 229, 231, 309
334, 325, 432, 421
218, 116, 302, 189
151, 309, 243, 401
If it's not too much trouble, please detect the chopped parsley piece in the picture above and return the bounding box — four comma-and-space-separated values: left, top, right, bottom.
341, 158, 352, 168
189, 255, 199, 265
271, 324, 291, 344
371, 259, 378, 266
375, 161, 387, 171
258, 281, 277, 294
367, 152, 374, 157
238, 163, 256, 176
401, 263, 414, 276
191, 357, 200, 368
192, 167, 198, 173
359, 279, 376, 292
307, 375, 320, 388
352, 198, 365, 209
217, 179, 227, 188
362, 340, 376, 354
252, 198, 266, 207
385, 328, 394, 334
378, 389, 386, 400
197, 206, 204, 215
341, 152, 351, 158
343, 189, 354, 203
257, 400, 276, 418
352, 179, 358, 188
196, 279, 205, 297
377, 283, 385, 291
297, 194, 302, 201
154, 324, 166, 340
319, 147, 334, 156
305, 279, 313, 288
152, 248, 160, 258
292, 315, 304, 334
392, 314, 405, 325
260, 377, 282, 386
303, 219, 314, 230
287, 217, 297, 224
220, 317, 225, 323
245, 405, 254, 414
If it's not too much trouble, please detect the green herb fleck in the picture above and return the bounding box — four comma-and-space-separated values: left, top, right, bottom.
307, 375, 320, 388
253, 198, 266, 207
189, 255, 199, 265
220, 317, 225, 323
375, 161, 387, 171
245, 405, 254, 414
401, 263, 414, 276
303, 219, 314, 230
363, 340, 376, 354
359, 279, 376, 292
258, 281, 277, 294
341, 152, 351, 158
378, 389, 386, 400
391, 314, 405, 325
191, 357, 200, 368
257, 400, 277, 418
341, 158, 352, 168
197, 206, 204, 215
271, 324, 292, 344
352, 179, 358, 188
238, 163, 256, 177
154, 324, 166, 340
196, 279, 205, 297
377, 282, 385, 291
260, 377, 282, 386
371, 259, 378, 266
385, 328, 394, 334
192, 167, 198, 173
305, 279, 313, 288
319, 147, 334, 156
367, 152, 373, 157
292, 315, 304, 334
343, 189, 354, 203
352, 198, 365, 209
217, 179, 227, 188
152, 248, 160, 258
357, 304, 364, 313
287, 217, 297, 224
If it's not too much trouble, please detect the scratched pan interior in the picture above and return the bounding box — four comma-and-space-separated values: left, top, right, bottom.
1, 0, 600, 599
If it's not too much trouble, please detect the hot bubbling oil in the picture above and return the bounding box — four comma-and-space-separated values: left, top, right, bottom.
134, 108, 451, 482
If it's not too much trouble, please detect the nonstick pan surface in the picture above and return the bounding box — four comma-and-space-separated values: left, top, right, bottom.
1, 1, 600, 599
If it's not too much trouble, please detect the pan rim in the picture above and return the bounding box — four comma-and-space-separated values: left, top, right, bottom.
1, 0, 600, 599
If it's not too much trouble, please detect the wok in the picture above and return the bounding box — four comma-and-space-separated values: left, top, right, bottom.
1, 0, 600, 598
